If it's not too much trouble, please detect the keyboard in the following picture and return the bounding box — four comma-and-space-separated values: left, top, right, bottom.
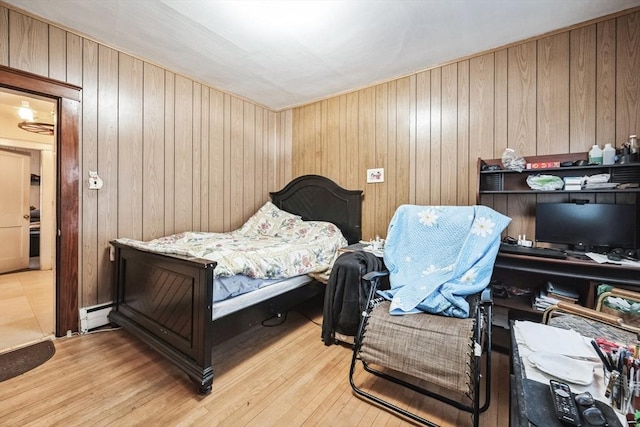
499, 243, 567, 259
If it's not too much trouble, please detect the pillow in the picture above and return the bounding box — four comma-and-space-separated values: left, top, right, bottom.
238, 201, 301, 236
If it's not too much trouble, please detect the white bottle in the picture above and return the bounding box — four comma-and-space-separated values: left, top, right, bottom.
588, 144, 603, 165
602, 143, 615, 165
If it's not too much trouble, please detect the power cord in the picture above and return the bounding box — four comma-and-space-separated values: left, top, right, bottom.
294, 309, 322, 327
261, 311, 288, 327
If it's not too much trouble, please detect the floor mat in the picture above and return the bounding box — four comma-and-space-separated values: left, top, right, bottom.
0, 340, 55, 382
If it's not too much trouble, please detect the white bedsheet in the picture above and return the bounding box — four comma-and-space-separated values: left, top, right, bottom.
212, 275, 312, 320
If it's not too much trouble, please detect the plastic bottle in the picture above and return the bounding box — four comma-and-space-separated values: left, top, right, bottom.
588, 145, 603, 165
602, 143, 615, 165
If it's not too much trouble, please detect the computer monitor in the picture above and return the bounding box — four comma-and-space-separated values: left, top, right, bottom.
535, 202, 639, 251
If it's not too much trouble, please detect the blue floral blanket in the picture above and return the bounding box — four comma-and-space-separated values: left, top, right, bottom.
378, 205, 511, 317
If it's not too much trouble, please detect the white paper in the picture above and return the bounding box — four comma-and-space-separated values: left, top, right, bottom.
528, 351, 594, 385
513, 320, 598, 361
586, 252, 640, 267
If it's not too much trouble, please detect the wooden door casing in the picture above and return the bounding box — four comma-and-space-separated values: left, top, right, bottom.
0, 65, 81, 336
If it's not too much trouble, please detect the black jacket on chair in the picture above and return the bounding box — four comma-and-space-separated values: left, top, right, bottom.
322, 251, 385, 345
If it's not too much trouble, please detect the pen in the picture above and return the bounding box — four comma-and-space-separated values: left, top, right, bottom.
591, 340, 613, 371
630, 367, 635, 413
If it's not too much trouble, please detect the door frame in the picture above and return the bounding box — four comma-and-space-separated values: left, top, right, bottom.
0, 65, 81, 336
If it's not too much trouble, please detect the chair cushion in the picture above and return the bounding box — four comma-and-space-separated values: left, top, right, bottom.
359, 301, 475, 395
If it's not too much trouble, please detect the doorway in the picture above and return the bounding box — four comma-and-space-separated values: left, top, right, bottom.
0, 88, 57, 352
0, 65, 80, 338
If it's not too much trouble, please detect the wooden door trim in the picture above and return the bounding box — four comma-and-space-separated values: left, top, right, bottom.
0, 65, 81, 336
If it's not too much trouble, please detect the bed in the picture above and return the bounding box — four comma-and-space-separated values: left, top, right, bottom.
108, 174, 362, 394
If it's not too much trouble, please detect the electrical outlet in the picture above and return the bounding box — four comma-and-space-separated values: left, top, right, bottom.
88, 171, 103, 190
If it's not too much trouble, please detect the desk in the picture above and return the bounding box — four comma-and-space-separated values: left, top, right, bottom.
510, 321, 626, 427
496, 253, 640, 287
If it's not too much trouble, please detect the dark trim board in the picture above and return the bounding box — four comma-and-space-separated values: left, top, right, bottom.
108, 175, 363, 394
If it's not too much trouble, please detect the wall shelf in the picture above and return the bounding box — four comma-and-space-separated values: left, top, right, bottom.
477, 153, 640, 199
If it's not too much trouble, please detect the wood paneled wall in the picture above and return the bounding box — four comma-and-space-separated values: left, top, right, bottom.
0, 5, 291, 307
290, 10, 640, 241
2, 4, 639, 307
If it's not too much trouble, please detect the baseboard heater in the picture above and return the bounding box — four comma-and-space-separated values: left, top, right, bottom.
79, 302, 114, 334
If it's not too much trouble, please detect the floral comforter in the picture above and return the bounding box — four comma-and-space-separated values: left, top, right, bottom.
115, 202, 347, 279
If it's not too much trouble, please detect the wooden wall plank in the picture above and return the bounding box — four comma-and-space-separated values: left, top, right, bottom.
508, 41, 537, 157
358, 87, 375, 240
395, 76, 411, 214
192, 82, 202, 231
200, 88, 209, 231
223, 94, 232, 231
208, 88, 225, 231
469, 53, 495, 203
80, 39, 98, 307
596, 19, 616, 147
0, 7, 8, 66
173, 75, 193, 233
407, 75, 417, 206
345, 92, 359, 191
319, 99, 328, 177
570, 25, 597, 153
326, 96, 341, 182
48, 26, 66, 81
253, 105, 263, 210
8, 11, 48, 75
118, 53, 143, 240
65, 33, 82, 86
96, 45, 119, 301
243, 101, 256, 221
494, 49, 508, 157
415, 70, 431, 205
457, 60, 470, 206
537, 33, 569, 155
142, 63, 165, 241
373, 82, 387, 236
229, 96, 244, 230
441, 63, 458, 205
164, 71, 176, 236
430, 68, 442, 205
616, 12, 640, 143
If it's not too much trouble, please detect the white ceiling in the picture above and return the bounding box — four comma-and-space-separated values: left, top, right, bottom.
4, 0, 640, 110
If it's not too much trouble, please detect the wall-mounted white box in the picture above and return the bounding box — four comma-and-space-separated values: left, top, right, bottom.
367, 168, 384, 183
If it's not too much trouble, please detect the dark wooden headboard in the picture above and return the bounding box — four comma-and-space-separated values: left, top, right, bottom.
270, 175, 363, 245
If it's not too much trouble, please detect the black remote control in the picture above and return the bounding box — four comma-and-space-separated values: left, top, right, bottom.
550, 379, 581, 426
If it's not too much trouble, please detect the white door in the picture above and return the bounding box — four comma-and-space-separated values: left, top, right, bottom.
0, 149, 30, 273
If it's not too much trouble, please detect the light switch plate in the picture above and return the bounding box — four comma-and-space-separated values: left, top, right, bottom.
367, 168, 384, 183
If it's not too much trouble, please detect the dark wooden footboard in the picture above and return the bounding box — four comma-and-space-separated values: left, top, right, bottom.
108, 241, 326, 394
108, 242, 217, 394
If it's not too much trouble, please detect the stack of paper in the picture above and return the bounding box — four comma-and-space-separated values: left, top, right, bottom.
533, 282, 579, 311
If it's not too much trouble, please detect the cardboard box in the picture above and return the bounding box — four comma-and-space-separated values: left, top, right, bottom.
525, 161, 561, 169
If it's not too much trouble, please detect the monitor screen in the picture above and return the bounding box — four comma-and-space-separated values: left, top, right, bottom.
535, 202, 638, 250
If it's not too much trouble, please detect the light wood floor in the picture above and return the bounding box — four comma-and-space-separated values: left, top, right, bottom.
0, 300, 511, 426
0, 267, 54, 354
